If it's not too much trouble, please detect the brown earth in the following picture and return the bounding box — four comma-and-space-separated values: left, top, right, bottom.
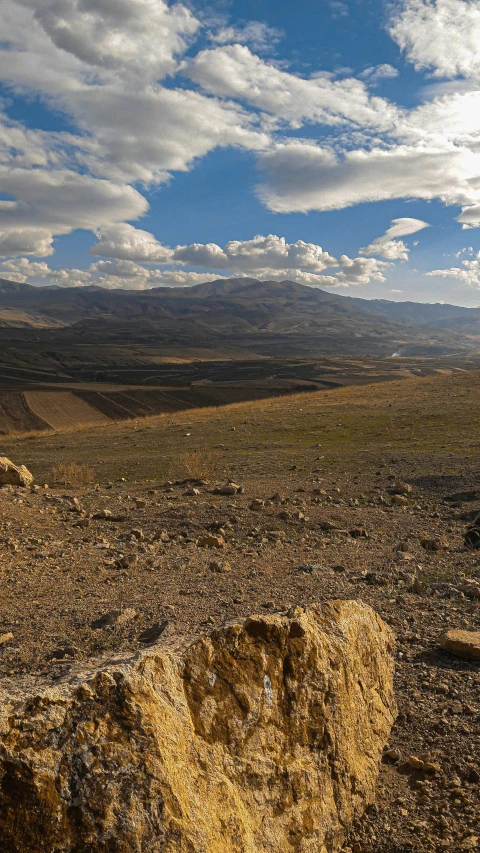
0, 370, 479, 852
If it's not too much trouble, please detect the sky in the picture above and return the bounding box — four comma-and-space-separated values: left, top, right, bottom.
0, 0, 480, 304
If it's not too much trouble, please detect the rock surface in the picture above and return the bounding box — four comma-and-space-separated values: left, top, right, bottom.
0, 457, 34, 488
0, 600, 395, 853
439, 628, 480, 660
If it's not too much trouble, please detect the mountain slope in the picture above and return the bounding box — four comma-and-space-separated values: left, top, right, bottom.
0, 277, 478, 358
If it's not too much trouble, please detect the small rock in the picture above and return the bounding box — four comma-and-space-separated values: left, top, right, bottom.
90, 609, 137, 630
392, 481, 413, 495
138, 620, 169, 644
135, 498, 146, 509
458, 579, 480, 599
215, 482, 243, 496
209, 560, 231, 573
438, 629, 480, 660
391, 495, 408, 506
249, 499, 264, 511
0, 632, 14, 646
198, 534, 225, 549
349, 527, 368, 539
420, 537, 448, 552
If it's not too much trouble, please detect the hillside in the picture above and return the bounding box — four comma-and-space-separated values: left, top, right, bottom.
1, 371, 479, 852
0, 277, 478, 362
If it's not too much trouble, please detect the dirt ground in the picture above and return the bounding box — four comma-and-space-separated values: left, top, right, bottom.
0, 370, 479, 852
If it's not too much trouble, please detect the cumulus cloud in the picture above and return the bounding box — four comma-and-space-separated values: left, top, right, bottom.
456, 205, 480, 229
389, 0, 480, 79
359, 64, 399, 85
0, 256, 220, 290
89, 224, 173, 263
0, 228, 55, 258
360, 217, 429, 260
426, 252, 480, 287
17, 0, 200, 83
172, 234, 337, 273
183, 44, 401, 131
209, 21, 283, 51
257, 141, 480, 216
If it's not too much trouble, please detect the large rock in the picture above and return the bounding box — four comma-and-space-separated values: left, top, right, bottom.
0, 601, 396, 853
0, 457, 34, 488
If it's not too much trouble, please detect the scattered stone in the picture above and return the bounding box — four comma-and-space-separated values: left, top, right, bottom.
47, 646, 76, 660
392, 481, 413, 495
90, 608, 137, 630
349, 527, 368, 538
135, 498, 146, 508
215, 482, 243, 496
0, 457, 34, 488
249, 499, 264, 511
391, 495, 408, 506
458, 579, 480, 599
185, 488, 200, 496
438, 629, 480, 660
137, 619, 170, 644
116, 554, 138, 569
420, 536, 448, 552
198, 534, 225, 549
92, 509, 113, 520
209, 559, 231, 573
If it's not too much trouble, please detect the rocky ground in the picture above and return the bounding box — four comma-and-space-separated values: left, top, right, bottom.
0, 370, 479, 852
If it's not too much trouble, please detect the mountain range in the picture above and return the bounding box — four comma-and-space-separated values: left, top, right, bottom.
1, 277, 479, 359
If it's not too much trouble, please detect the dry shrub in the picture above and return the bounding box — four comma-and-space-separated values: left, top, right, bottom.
175, 451, 221, 481
50, 462, 95, 488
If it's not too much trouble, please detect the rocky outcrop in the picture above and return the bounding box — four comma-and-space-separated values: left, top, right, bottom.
0, 457, 34, 488
0, 601, 396, 853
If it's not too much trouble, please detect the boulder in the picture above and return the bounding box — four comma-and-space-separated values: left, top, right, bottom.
439, 629, 480, 660
0, 457, 33, 488
0, 601, 396, 853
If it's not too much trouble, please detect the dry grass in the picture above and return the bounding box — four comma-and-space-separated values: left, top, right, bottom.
49, 462, 96, 488
172, 450, 223, 481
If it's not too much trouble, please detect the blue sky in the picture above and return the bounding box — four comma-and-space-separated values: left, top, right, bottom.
0, 0, 480, 304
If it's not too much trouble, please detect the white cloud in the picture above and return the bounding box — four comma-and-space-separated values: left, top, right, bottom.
0, 164, 148, 235
18, 0, 200, 83
389, 0, 480, 79
0, 256, 220, 290
0, 228, 55, 258
89, 224, 173, 263
183, 44, 401, 131
172, 234, 337, 273
209, 21, 283, 52
456, 205, 480, 228
359, 64, 399, 85
360, 217, 429, 260
257, 141, 480, 215
426, 252, 480, 287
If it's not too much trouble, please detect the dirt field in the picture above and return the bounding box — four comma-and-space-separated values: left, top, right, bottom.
24, 391, 110, 429
1, 371, 479, 852
0, 392, 48, 435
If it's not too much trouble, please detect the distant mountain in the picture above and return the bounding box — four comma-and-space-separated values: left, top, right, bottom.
0, 277, 478, 358
345, 295, 480, 331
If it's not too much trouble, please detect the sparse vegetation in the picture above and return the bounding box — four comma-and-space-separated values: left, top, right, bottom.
49, 461, 95, 487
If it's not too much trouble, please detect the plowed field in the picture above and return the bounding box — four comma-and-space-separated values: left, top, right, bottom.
24, 391, 110, 430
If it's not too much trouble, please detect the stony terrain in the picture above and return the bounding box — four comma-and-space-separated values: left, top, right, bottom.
0, 369, 479, 852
